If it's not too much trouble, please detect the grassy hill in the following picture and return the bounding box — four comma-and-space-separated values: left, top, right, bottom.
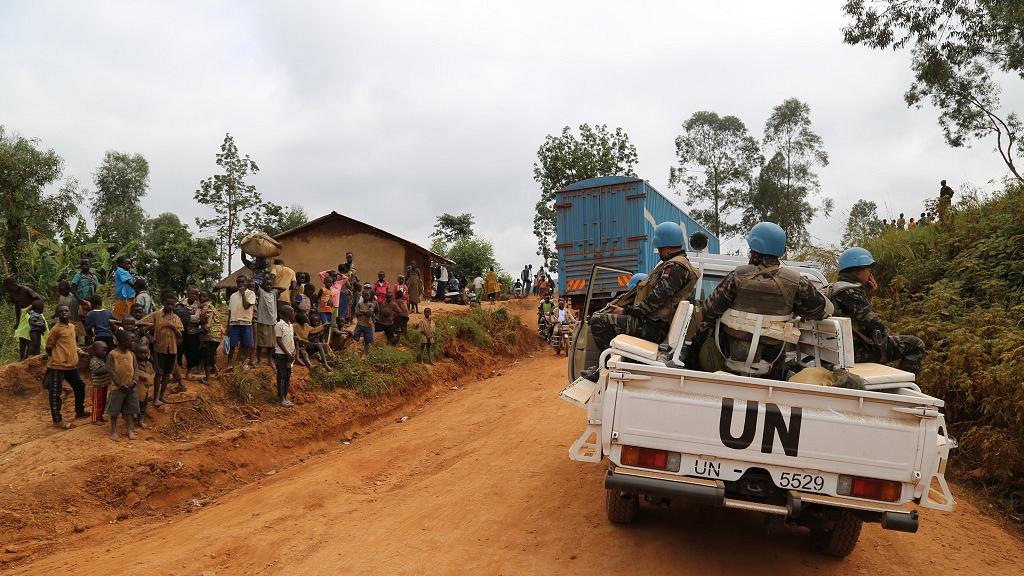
863, 183, 1024, 517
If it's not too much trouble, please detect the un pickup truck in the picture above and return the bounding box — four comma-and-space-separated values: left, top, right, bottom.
560, 256, 956, 557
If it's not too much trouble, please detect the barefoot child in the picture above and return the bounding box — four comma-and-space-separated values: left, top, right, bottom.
106, 329, 139, 441
43, 304, 89, 429
89, 341, 111, 425
26, 299, 48, 358
199, 289, 221, 383
417, 307, 435, 364
273, 305, 297, 407
305, 313, 332, 367
143, 292, 184, 407
134, 344, 155, 429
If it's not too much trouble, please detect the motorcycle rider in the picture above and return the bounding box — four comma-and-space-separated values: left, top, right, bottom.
548, 299, 577, 342
537, 294, 555, 332
827, 247, 926, 374
698, 222, 832, 379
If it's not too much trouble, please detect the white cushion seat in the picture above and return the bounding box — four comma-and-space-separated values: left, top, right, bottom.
604, 301, 695, 367
847, 362, 915, 384
609, 335, 659, 360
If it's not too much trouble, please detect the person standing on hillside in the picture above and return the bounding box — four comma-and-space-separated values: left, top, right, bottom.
827, 248, 926, 375
270, 258, 297, 315
112, 256, 138, 320
406, 262, 423, 313
353, 284, 377, 354
938, 180, 954, 223
436, 264, 449, 301
227, 276, 257, 372
521, 265, 533, 296
70, 257, 99, 323
416, 307, 435, 363
253, 274, 280, 367
43, 304, 89, 428
145, 292, 184, 406
896, 213, 906, 230
4, 275, 42, 335
484, 267, 500, 305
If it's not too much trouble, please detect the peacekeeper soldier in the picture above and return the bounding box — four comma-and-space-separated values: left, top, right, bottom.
699, 222, 832, 379
827, 247, 925, 375
588, 222, 699, 360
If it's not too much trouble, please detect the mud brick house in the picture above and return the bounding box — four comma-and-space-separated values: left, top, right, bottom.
217, 211, 451, 289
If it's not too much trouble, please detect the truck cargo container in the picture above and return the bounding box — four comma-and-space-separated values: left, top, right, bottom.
555, 176, 718, 307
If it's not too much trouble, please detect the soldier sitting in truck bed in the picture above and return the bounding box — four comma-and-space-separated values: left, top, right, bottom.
827, 247, 925, 375
698, 222, 831, 380
582, 222, 698, 381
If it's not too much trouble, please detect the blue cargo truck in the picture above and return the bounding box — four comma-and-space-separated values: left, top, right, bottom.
555, 176, 719, 307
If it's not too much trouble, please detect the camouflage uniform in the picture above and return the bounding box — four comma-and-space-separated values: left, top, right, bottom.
700, 254, 830, 378
827, 272, 925, 374
590, 250, 698, 350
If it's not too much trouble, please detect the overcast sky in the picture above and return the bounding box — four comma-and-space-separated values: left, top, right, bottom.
2, 1, 1019, 270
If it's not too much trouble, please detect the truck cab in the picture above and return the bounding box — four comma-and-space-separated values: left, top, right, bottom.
562, 257, 955, 557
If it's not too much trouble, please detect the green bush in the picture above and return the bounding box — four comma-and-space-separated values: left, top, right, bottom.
864, 183, 1024, 514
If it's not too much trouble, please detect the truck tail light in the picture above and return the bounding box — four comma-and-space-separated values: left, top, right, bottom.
620, 446, 681, 472
837, 474, 902, 502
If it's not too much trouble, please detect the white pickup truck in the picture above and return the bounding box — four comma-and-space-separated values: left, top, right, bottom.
561, 257, 956, 557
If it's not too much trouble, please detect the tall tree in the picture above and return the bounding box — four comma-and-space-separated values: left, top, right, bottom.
843, 0, 1023, 182
841, 199, 883, 247
244, 203, 307, 237
533, 124, 639, 267
0, 126, 80, 274
91, 150, 149, 249
194, 133, 262, 274
429, 235, 497, 284
668, 111, 760, 238
431, 213, 475, 242
139, 213, 222, 292
757, 98, 833, 246
740, 152, 820, 248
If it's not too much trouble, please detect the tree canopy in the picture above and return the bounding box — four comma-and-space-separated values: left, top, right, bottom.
0, 126, 80, 274
194, 133, 264, 274
431, 213, 475, 243
669, 111, 759, 239
843, 0, 1023, 182
841, 199, 883, 247
91, 150, 149, 249
533, 124, 639, 267
139, 213, 222, 293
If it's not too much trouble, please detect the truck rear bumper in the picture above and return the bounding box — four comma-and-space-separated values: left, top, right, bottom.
605, 466, 919, 533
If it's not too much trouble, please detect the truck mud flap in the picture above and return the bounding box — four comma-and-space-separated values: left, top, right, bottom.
605, 468, 724, 506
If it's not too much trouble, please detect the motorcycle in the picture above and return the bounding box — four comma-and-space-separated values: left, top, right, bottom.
549, 320, 576, 356
537, 314, 549, 340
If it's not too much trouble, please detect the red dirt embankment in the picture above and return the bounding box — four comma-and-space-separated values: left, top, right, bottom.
0, 300, 539, 566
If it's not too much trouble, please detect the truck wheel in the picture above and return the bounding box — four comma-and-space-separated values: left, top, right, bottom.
811, 510, 863, 557
605, 489, 639, 524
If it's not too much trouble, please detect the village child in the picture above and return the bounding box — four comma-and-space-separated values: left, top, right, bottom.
273, 305, 297, 407
106, 329, 140, 441
89, 340, 111, 425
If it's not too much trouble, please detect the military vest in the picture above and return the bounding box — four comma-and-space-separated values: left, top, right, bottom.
634, 253, 698, 322
716, 264, 802, 377
731, 264, 801, 315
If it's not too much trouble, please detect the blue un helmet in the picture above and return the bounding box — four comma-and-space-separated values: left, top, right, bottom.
838, 247, 876, 272
652, 222, 684, 249
746, 222, 787, 257
626, 273, 648, 290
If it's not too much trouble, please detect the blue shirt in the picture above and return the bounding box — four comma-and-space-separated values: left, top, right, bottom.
114, 267, 136, 300
85, 309, 116, 339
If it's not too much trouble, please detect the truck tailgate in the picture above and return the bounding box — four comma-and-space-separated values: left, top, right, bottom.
608, 366, 944, 485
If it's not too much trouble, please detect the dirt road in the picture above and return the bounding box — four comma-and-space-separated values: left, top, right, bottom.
8, 350, 1024, 575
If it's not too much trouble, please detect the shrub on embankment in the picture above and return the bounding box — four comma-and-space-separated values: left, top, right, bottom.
863, 183, 1024, 516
